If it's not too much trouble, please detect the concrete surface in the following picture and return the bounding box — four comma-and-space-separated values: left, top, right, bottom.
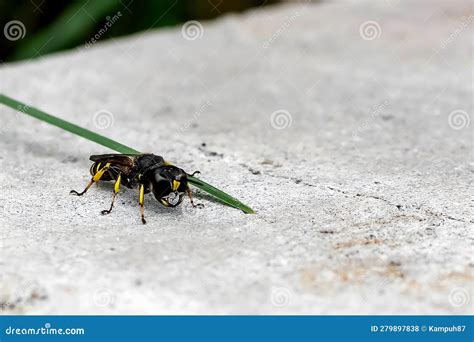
0, 0, 473, 314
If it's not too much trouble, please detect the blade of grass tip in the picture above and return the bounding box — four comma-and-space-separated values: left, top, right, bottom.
188, 175, 255, 214
0, 93, 255, 213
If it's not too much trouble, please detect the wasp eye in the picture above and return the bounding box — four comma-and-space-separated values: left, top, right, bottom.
151, 176, 171, 201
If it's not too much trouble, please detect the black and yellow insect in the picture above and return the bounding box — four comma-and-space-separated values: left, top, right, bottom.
70, 153, 202, 224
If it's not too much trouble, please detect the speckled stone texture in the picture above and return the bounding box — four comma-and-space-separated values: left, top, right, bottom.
0, 0, 472, 314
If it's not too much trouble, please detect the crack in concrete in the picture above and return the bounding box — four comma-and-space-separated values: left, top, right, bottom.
243, 169, 471, 224
248, 168, 319, 188
326, 186, 470, 224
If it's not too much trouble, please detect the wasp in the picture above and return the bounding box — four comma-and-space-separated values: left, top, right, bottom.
70, 153, 203, 224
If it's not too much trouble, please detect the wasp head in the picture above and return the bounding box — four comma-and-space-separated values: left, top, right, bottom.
150, 165, 188, 207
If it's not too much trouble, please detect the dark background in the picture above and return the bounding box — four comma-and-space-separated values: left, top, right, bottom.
0, 0, 278, 62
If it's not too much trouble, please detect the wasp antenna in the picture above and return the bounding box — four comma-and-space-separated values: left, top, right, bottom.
189, 170, 201, 177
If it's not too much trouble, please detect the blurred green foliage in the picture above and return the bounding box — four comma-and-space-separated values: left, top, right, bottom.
0, 0, 277, 62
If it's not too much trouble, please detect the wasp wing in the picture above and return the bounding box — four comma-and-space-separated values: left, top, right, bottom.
89, 154, 139, 186
89, 154, 137, 167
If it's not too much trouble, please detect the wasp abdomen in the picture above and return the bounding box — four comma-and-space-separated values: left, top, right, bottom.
89, 161, 102, 176
89, 161, 115, 181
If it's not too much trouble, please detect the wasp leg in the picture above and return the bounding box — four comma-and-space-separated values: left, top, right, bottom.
70, 179, 94, 196
139, 184, 146, 224
101, 174, 121, 215
186, 189, 204, 208
70, 163, 110, 196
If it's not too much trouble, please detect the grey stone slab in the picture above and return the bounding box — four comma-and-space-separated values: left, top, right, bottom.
0, 0, 472, 314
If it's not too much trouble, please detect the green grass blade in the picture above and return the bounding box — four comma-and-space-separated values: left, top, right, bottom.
0, 94, 139, 154
0, 94, 255, 214
187, 176, 255, 214
11, 1, 121, 61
